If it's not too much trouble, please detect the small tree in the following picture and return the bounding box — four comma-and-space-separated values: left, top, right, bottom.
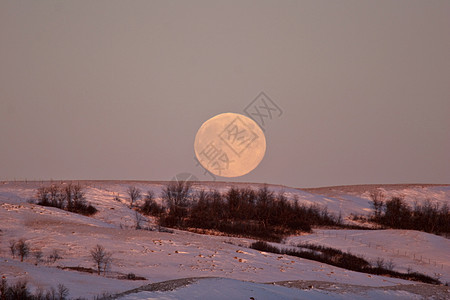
1, 276, 7, 299
33, 250, 44, 265
101, 252, 113, 276
127, 186, 142, 208
161, 181, 192, 227
375, 257, 385, 269
385, 259, 395, 271
57, 283, 70, 300
16, 239, 30, 262
134, 211, 145, 230
47, 287, 57, 300
9, 240, 16, 258
141, 191, 162, 216
370, 190, 384, 221
8, 280, 29, 299
64, 183, 74, 211
384, 197, 411, 228
47, 249, 63, 264
90, 244, 112, 275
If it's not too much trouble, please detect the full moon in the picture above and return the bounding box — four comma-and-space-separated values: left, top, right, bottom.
194, 113, 266, 177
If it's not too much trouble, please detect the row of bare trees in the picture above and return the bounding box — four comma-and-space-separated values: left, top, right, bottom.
8, 238, 111, 276
133, 182, 342, 241
9, 239, 62, 265
250, 241, 441, 285
370, 191, 450, 234
1, 278, 69, 300
33, 183, 97, 215
1, 244, 115, 299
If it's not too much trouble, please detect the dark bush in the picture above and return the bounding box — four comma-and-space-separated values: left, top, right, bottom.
155, 184, 345, 241
140, 191, 163, 216
369, 196, 450, 235
160, 181, 192, 228
250, 241, 281, 253
15, 239, 30, 262
35, 183, 97, 216
0, 278, 70, 300
119, 273, 146, 280
127, 186, 142, 208
250, 241, 441, 285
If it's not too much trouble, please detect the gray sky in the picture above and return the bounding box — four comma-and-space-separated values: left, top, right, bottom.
1, 0, 449, 188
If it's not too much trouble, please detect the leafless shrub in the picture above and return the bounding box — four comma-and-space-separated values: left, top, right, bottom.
16, 239, 30, 262
134, 211, 145, 230
385, 259, 395, 271
141, 191, 162, 216
47, 249, 63, 264
127, 186, 142, 208
90, 244, 113, 276
33, 250, 44, 265
35, 183, 97, 216
9, 240, 16, 258
375, 257, 385, 269
57, 283, 69, 299
0, 278, 70, 300
369, 190, 385, 221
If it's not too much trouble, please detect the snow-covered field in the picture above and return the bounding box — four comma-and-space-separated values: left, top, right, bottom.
285, 229, 450, 283
118, 277, 443, 300
0, 181, 449, 299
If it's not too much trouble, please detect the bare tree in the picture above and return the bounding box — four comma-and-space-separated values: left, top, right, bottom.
16, 239, 30, 262
141, 190, 162, 216
101, 252, 113, 276
162, 181, 192, 209
57, 283, 70, 300
47, 286, 57, 300
370, 190, 385, 221
161, 181, 192, 227
134, 211, 145, 230
127, 186, 142, 208
90, 244, 112, 275
33, 250, 44, 265
9, 240, 16, 258
64, 183, 74, 211
1, 276, 7, 299
34, 286, 46, 300
385, 259, 395, 271
375, 257, 385, 269
47, 249, 63, 264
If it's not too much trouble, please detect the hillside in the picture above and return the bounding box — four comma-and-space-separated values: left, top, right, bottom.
0, 181, 449, 299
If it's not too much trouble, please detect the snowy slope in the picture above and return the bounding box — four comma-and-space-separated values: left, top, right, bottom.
285, 229, 450, 284
118, 277, 437, 300
302, 184, 450, 217
2, 181, 448, 221
0, 181, 449, 299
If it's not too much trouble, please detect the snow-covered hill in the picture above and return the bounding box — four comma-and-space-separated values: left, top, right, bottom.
0, 181, 448, 299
